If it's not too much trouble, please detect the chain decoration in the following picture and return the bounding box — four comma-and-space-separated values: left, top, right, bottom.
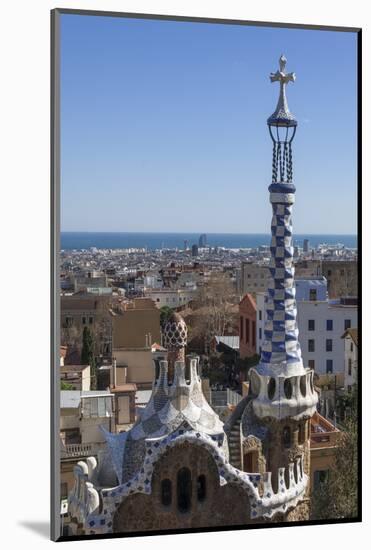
271, 140, 293, 183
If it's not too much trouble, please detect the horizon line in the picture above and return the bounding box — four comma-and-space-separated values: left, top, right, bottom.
61, 230, 357, 236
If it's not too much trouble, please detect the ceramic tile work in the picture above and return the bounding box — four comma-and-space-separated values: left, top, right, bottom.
68, 426, 308, 534
67, 56, 317, 535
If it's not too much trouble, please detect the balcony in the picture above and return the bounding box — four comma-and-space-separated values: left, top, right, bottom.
310, 412, 340, 449
61, 442, 105, 459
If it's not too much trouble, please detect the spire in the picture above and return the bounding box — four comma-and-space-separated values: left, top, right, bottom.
249, 55, 317, 420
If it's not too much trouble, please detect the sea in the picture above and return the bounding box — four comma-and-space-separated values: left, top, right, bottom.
60, 232, 357, 251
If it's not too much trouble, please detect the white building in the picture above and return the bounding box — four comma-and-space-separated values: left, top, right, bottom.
256, 278, 358, 376
60, 390, 114, 449
145, 288, 195, 309
342, 328, 358, 392
144, 270, 164, 290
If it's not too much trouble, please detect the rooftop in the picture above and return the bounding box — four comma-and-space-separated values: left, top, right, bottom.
60, 390, 113, 409
214, 335, 240, 350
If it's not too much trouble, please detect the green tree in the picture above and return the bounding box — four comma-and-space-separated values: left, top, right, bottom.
311, 386, 358, 520
61, 380, 74, 390
81, 326, 97, 390
160, 306, 173, 329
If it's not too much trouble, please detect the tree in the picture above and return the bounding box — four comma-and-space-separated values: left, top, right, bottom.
61, 380, 74, 390
160, 306, 173, 329
192, 273, 237, 353
311, 386, 358, 520
81, 326, 97, 390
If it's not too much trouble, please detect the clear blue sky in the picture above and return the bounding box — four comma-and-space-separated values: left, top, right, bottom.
60, 14, 358, 234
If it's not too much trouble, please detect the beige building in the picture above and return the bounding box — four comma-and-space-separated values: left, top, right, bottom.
295, 259, 358, 298
238, 262, 270, 295
111, 297, 161, 349
111, 298, 165, 389
61, 293, 112, 357
145, 288, 195, 309
342, 328, 358, 392
112, 346, 167, 389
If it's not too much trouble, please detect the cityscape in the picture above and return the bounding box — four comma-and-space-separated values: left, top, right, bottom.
58, 15, 358, 540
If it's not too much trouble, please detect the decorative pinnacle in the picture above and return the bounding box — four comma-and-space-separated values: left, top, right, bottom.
267, 54, 297, 127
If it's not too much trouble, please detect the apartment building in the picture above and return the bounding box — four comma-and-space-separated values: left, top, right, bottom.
256, 278, 357, 375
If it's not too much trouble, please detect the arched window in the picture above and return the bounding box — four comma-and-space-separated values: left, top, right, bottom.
267, 377, 276, 400
161, 478, 172, 507
177, 468, 192, 513
197, 474, 206, 502
184, 361, 191, 384
282, 426, 291, 448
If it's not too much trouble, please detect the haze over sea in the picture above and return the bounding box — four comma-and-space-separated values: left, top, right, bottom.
61, 232, 357, 251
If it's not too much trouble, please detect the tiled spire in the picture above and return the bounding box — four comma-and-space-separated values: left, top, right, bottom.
250, 56, 318, 419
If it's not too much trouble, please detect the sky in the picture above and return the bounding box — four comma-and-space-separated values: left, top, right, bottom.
60, 14, 358, 234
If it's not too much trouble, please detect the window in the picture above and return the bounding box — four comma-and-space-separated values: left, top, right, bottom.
326, 360, 333, 374
245, 319, 250, 344
327, 269, 332, 276
309, 288, 317, 301
308, 319, 315, 331
348, 358, 352, 376
89, 316, 93, 324
177, 468, 192, 513
282, 426, 291, 448
259, 328, 262, 340
326, 319, 333, 331
197, 475, 206, 502
308, 339, 315, 352
65, 316, 74, 327
350, 342, 354, 352
82, 316, 86, 325
243, 451, 255, 472
259, 310, 262, 321
308, 359, 315, 370
161, 479, 172, 507
340, 269, 345, 276
314, 470, 329, 488
326, 339, 333, 352
344, 319, 351, 330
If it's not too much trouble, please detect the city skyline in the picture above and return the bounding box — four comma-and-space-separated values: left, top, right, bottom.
61, 15, 358, 234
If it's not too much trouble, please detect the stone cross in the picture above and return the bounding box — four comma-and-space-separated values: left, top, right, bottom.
268, 55, 296, 124
270, 54, 296, 87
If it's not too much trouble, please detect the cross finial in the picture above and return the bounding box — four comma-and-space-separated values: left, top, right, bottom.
270, 54, 296, 87
267, 54, 297, 127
